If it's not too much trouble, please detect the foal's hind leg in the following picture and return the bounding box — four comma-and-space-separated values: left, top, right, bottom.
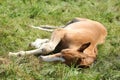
9, 28, 66, 56
40, 28, 66, 54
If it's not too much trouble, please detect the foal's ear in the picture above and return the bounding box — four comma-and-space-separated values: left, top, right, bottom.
78, 42, 91, 52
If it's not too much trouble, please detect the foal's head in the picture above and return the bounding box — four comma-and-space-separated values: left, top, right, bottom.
61, 42, 97, 67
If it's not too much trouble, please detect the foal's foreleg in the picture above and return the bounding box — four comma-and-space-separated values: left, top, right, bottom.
39, 53, 65, 62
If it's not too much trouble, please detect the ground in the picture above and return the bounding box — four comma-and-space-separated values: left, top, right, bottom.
0, 0, 120, 80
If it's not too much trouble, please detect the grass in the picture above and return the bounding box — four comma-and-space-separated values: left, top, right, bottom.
0, 0, 120, 80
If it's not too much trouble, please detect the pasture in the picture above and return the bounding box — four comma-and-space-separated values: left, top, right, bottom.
0, 0, 120, 80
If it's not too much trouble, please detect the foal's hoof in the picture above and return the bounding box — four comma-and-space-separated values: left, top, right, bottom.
38, 56, 44, 61
9, 52, 16, 57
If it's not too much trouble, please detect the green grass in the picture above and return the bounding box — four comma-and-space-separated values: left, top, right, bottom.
0, 0, 120, 80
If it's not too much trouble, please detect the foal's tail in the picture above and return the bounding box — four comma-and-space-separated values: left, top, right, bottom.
28, 25, 63, 32
28, 17, 87, 32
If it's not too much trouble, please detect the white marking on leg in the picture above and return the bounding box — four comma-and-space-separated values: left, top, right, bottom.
30, 39, 49, 48
9, 48, 43, 57
40, 55, 65, 62
9, 51, 26, 57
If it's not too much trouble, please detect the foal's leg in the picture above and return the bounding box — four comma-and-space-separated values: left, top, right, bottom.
9, 48, 44, 57
29, 38, 49, 49
9, 28, 66, 56
9, 39, 49, 56
39, 53, 65, 62
40, 28, 66, 54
